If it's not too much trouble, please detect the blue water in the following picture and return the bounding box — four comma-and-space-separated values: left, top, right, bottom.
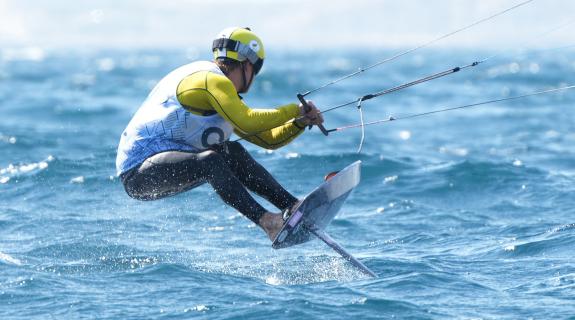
1, 46, 574, 319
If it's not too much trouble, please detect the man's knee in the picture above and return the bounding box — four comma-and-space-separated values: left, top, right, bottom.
122, 172, 159, 201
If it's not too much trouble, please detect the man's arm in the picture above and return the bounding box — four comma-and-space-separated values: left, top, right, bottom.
233, 121, 304, 150
203, 72, 301, 132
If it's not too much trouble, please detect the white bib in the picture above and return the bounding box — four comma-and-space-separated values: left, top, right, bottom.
116, 61, 233, 175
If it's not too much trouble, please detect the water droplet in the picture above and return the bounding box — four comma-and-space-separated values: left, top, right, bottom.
399, 130, 411, 140
509, 62, 520, 74
97, 58, 115, 72
529, 63, 540, 74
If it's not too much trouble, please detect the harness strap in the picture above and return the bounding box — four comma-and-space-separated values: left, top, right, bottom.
181, 104, 217, 116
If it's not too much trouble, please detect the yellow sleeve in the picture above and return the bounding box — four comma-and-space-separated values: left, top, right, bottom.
234, 120, 304, 150
204, 72, 301, 133
176, 70, 305, 149
176, 71, 217, 115
206, 72, 305, 149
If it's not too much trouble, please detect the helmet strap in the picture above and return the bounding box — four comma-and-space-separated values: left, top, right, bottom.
240, 61, 254, 93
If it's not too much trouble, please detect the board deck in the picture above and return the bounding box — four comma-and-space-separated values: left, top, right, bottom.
272, 161, 361, 249
271, 161, 377, 277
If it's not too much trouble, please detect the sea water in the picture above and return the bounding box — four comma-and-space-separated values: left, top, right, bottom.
1, 47, 574, 319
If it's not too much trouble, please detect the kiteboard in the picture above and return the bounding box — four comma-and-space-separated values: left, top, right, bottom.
272, 161, 376, 277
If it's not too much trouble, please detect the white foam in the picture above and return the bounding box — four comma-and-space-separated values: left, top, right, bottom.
187, 305, 209, 312
204, 226, 225, 232
384, 175, 398, 183
0, 134, 17, 144
0, 252, 22, 265
70, 176, 85, 184
439, 146, 469, 157
265, 275, 282, 285
285, 152, 300, 159
0, 156, 53, 177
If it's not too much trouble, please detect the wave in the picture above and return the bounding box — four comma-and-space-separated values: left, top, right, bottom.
488, 223, 575, 258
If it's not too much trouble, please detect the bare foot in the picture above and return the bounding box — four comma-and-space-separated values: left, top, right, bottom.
258, 212, 284, 241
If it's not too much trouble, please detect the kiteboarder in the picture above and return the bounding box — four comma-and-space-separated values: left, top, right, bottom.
116, 27, 323, 241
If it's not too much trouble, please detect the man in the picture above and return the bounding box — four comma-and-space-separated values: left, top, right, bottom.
116, 27, 323, 241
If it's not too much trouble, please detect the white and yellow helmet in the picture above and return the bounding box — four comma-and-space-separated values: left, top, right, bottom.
212, 27, 265, 75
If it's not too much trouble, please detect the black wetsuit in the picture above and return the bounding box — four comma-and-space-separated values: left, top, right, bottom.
120, 141, 298, 224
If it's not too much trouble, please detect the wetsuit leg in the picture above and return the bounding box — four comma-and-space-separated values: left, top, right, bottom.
212, 141, 299, 211
216, 142, 298, 210
121, 149, 268, 224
